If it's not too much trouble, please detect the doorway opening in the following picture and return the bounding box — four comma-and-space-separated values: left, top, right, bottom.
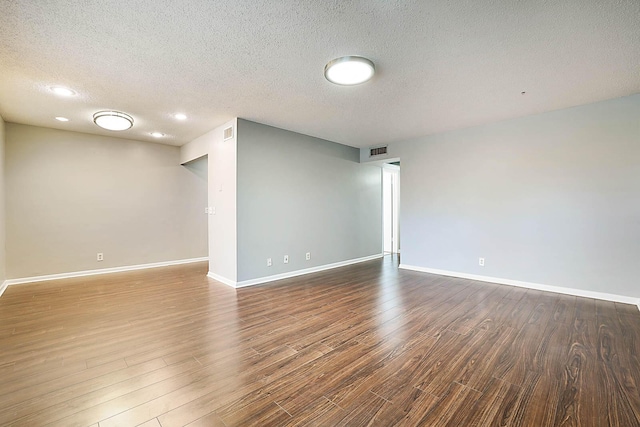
382, 163, 400, 254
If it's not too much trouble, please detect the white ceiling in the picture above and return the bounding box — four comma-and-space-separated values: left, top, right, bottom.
1, 0, 639, 148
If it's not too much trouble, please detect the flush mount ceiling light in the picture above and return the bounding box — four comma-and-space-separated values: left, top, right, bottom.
50, 86, 76, 96
93, 110, 134, 131
324, 56, 375, 85
174, 113, 187, 120
55, 116, 70, 122
150, 132, 165, 138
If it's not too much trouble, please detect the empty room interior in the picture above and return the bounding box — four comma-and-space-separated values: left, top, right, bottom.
1, 1, 639, 426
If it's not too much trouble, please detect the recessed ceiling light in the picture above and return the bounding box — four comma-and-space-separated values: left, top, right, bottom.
93, 110, 134, 131
55, 116, 70, 122
50, 86, 76, 96
150, 132, 165, 138
174, 113, 187, 120
324, 56, 375, 86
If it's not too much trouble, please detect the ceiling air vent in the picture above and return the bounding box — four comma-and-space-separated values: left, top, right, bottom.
223, 126, 234, 140
370, 146, 388, 157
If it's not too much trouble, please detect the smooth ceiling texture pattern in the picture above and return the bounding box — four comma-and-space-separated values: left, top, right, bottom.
1, 0, 639, 147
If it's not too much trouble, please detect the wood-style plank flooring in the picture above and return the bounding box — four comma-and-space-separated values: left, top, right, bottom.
1, 256, 639, 426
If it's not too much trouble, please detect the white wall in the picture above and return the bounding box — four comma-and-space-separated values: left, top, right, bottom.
5, 124, 208, 279
364, 94, 640, 299
382, 166, 400, 253
0, 116, 5, 283
181, 119, 238, 282
236, 119, 382, 282
180, 132, 209, 165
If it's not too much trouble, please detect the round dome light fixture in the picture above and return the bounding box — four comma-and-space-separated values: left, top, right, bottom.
50, 86, 76, 96
93, 110, 134, 131
324, 56, 375, 85
55, 116, 70, 122
150, 132, 165, 138
174, 113, 187, 120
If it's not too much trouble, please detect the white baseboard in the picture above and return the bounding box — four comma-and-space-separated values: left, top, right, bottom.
207, 254, 384, 289
4, 257, 209, 288
206, 271, 237, 288
0, 280, 7, 297
400, 264, 640, 310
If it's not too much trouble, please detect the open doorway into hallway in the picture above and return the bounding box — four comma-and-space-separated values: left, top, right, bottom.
382, 162, 400, 255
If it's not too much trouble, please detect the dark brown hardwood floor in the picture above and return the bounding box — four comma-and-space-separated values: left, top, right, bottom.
1, 256, 639, 426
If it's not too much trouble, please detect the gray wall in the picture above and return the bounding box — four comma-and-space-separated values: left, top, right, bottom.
236, 119, 382, 282
391, 95, 640, 298
183, 155, 208, 181
5, 124, 208, 279
0, 116, 5, 282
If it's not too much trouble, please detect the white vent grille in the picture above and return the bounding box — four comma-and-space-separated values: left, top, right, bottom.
370, 146, 388, 157
223, 126, 234, 140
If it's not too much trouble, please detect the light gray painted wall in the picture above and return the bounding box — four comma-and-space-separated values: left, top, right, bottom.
0, 116, 5, 282
183, 155, 208, 180
5, 124, 208, 279
380, 95, 640, 298
236, 119, 382, 282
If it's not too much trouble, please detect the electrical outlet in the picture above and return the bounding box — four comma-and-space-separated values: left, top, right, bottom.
204, 207, 209, 214
97, 253, 104, 261
284, 255, 289, 264
479, 257, 485, 267
306, 252, 311, 260
267, 258, 272, 267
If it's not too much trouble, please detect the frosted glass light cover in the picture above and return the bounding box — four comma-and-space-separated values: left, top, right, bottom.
93, 111, 134, 131
324, 56, 375, 85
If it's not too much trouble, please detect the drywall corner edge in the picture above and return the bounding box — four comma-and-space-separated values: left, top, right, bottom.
207, 271, 237, 288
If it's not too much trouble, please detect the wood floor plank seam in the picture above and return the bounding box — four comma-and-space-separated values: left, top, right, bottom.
1, 257, 639, 426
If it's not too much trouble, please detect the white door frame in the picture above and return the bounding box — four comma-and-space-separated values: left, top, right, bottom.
382, 164, 400, 254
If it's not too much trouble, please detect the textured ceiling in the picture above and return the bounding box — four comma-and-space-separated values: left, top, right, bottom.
1, 0, 639, 148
